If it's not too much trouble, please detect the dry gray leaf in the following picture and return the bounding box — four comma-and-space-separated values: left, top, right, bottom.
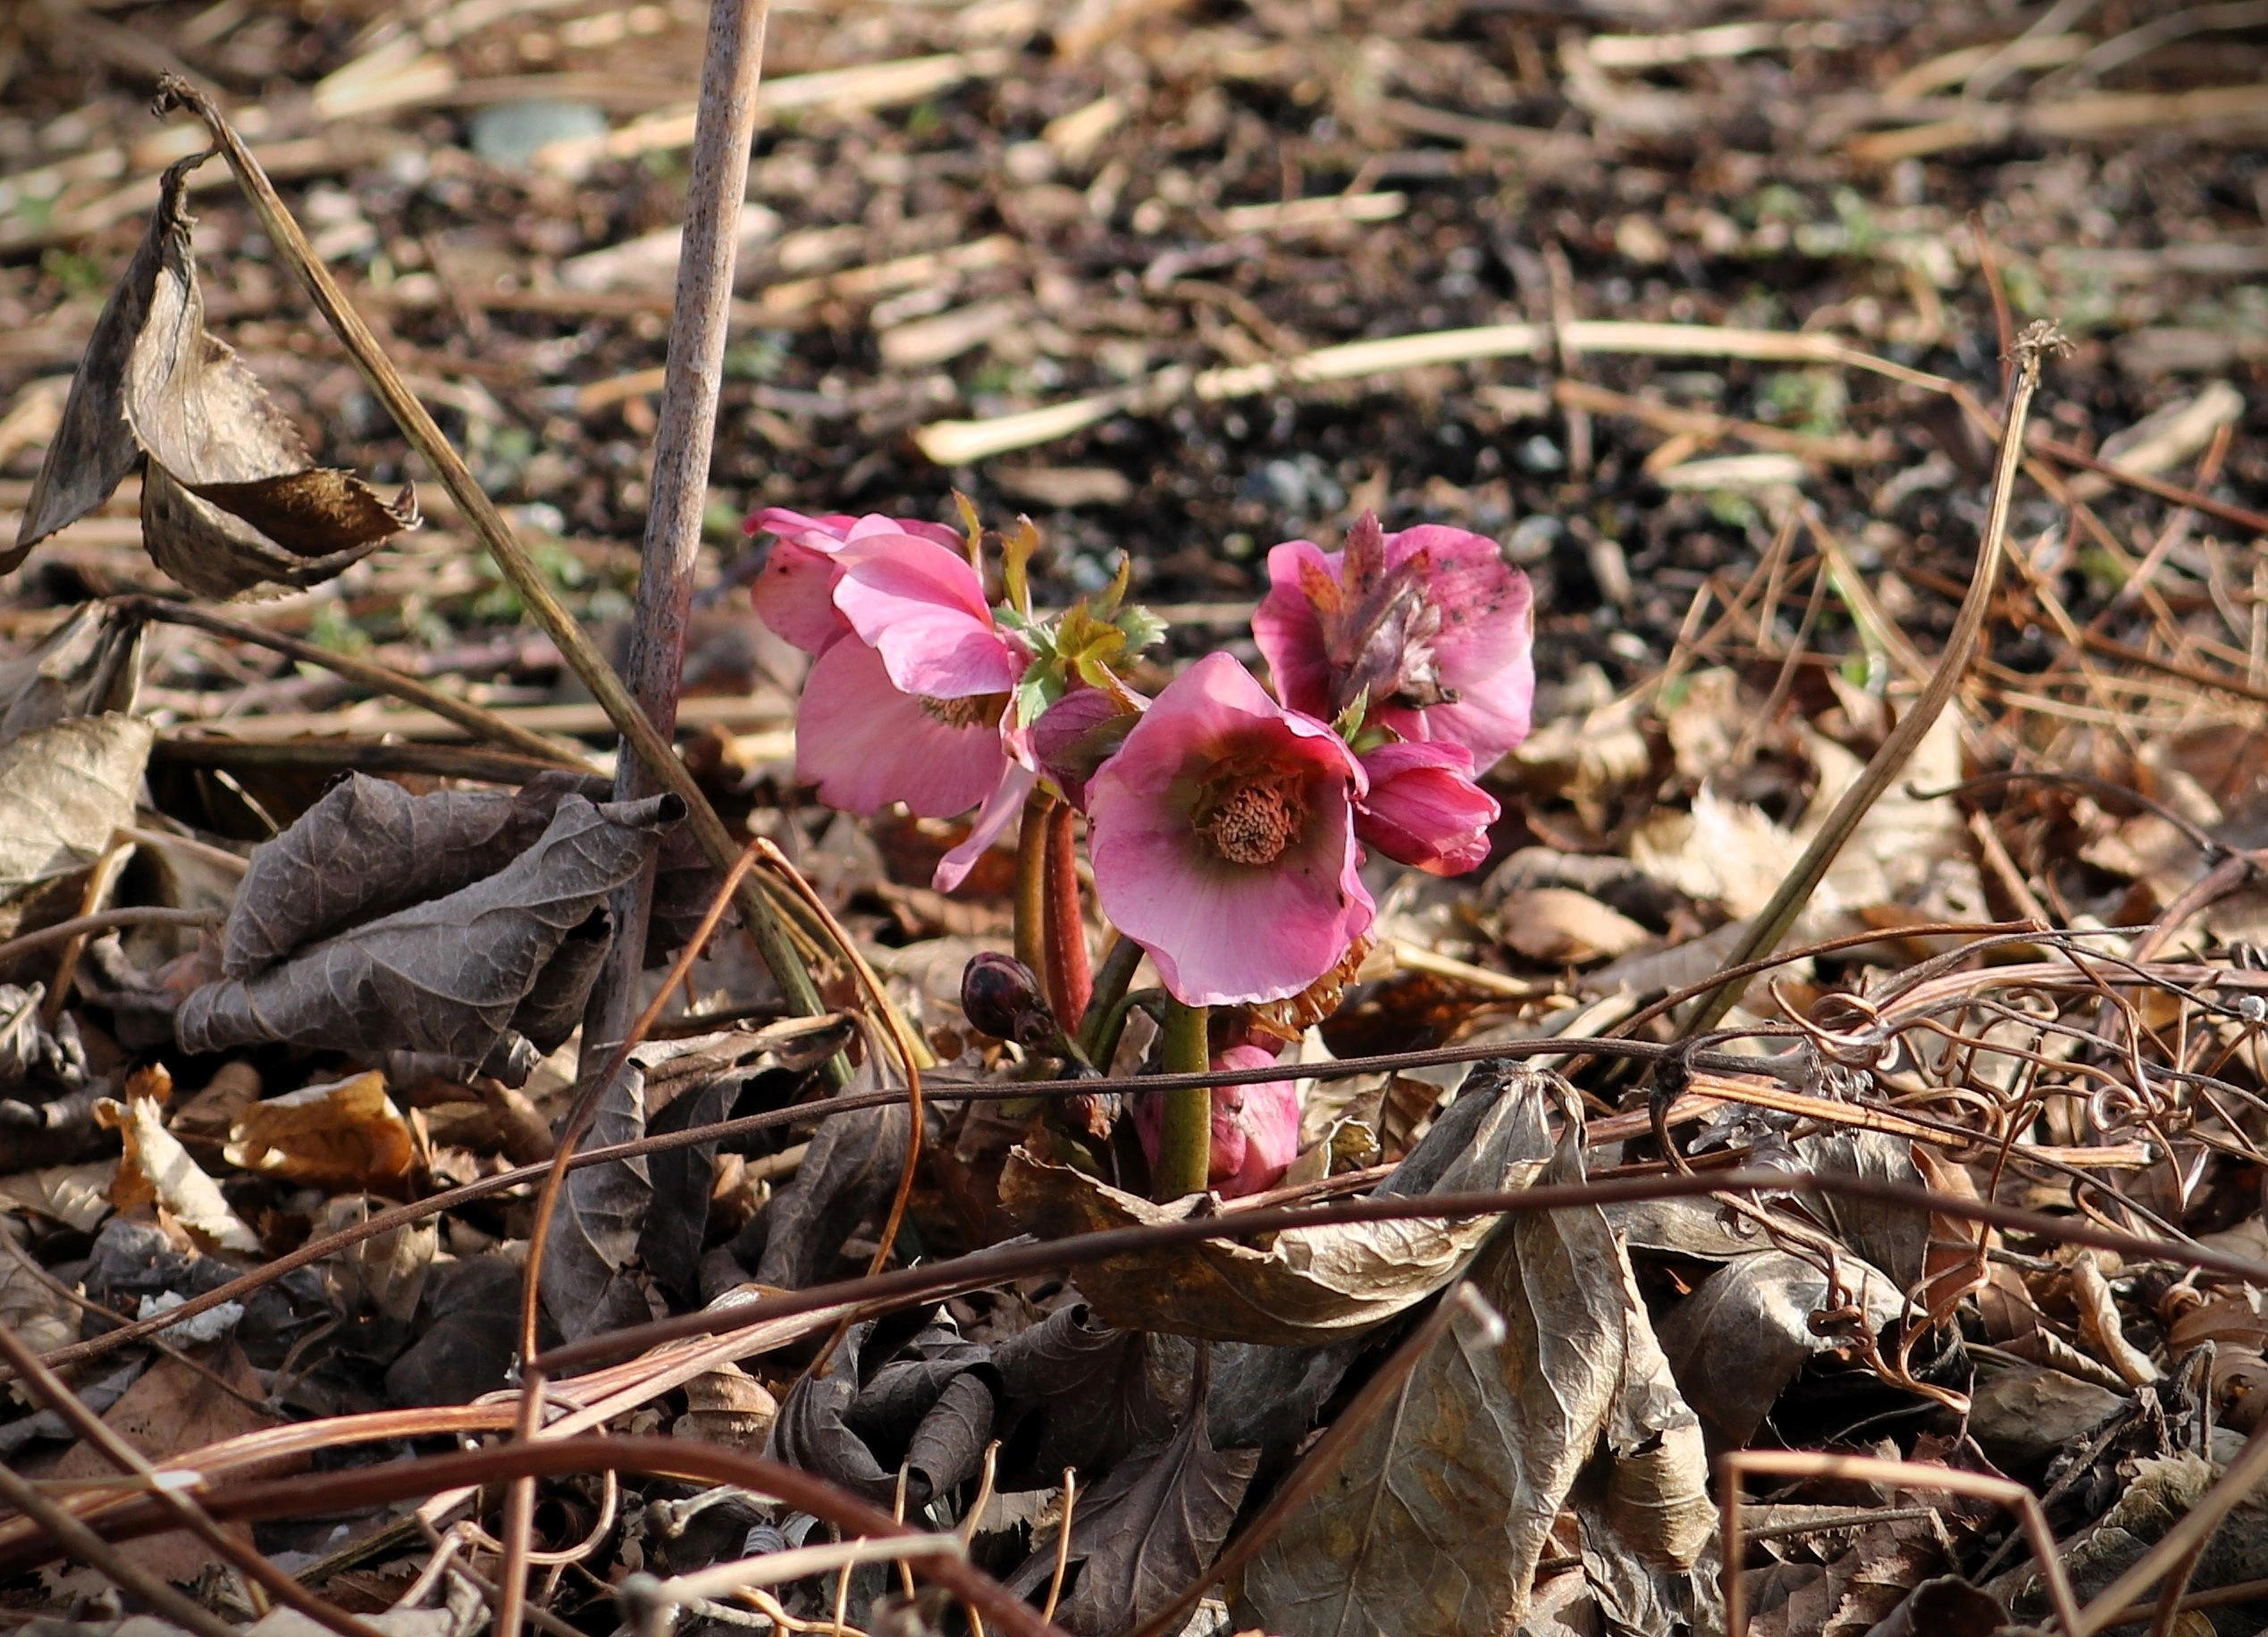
1239, 1074, 1690, 1637
1004, 1060, 1552, 1347
0, 603, 145, 746
222, 772, 575, 979
753, 1089, 918, 1291
0, 1214, 76, 1357
992, 1302, 1176, 1487
0, 713, 154, 942
178, 793, 675, 1080
542, 1059, 654, 1343
1651, 1247, 1906, 1450
769, 1316, 997, 1507
1010, 1391, 1259, 1637
11, 158, 416, 596
385, 1255, 521, 1407
638, 1074, 738, 1308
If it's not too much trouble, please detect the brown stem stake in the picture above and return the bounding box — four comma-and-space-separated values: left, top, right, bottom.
1043, 799, 1091, 1030
578, 0, 773, 1069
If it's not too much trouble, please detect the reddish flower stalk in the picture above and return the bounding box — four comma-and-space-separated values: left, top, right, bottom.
1044, 798, 1091, 1029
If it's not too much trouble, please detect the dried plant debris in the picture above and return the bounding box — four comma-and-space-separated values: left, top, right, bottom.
1001, 1061, 1552, 1347
0, 711, 153, 942
10, 158, 416, 598
1239, 1075, 1707, 1636
178, 789, 679, 1082
0, 602, 145, 744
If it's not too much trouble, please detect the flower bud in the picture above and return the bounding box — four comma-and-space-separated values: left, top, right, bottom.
960, 952, 1052, 1043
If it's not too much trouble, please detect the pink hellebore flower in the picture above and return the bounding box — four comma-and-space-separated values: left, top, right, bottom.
1131, 1043, 1303, 1198
1088, 652, 1373, 1007
748, 508, 1033, 889
1357, 740, 1500, 876
1253, 511, 1537, 770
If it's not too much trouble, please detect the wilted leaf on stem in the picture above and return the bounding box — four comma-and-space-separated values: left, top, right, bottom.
178, 793, 676, 1083
1001, 1060, 1554, 1347
1239, 1074, 1703, 1637
0, 712, 154, 943
9, 158, 416, 597
225, 1070, 417, 1193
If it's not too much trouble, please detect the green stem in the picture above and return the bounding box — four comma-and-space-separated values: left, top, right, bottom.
1013, 790, 1052, 986
1154, 999, 1211, 1200
1078, 934, 1144, 1062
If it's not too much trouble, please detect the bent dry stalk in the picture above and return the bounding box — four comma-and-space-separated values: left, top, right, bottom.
1677, 319, 2068, 1037
143, 75, 834, 1056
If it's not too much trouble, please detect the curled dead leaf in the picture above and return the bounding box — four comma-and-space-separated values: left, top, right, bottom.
1239, 1074, 1709, 1635
179, 791, 677, 1082
0, 602, 145, 746
97, 1085, 260, 1254
11, 157, 416, 597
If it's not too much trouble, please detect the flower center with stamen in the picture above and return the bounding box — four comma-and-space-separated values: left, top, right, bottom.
920, 693, 1002, 730
1198, 769, 1306, 866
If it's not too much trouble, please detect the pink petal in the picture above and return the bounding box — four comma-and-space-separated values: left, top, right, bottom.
1251, 541, 1337, 718
1357, 739, 1499, 875
749, 507, 860, 544
1130, 1043, 1302, 1197
934, 763, 1039, 892
1382, 525, 1536, 766
1088, 654, 1372, 1005
752, 508, 965, 554
842, 511, 967, 552
1029, 684, 1141, 810
795, 641, 1007, 817
751, 538, 850, 655
832, 535, 1023, 699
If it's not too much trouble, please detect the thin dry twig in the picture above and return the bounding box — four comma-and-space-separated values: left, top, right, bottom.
1722, 1449, 2081, 1637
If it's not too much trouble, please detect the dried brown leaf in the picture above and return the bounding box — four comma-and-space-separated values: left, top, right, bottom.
1011, 1396, 1258, 1637
224, 1070, 416, 1193
1497, 886, 1654, 964
541, 1059, 654, 1343
0, 1214, 75, 1357
1239, 1075, 1694, 1636
0, 603, 145, 745
220, 772, 575, 980
96, 1088, 260, 1254
0, 712, 154, 941
1002, 1060, 1553, 1347
384, 1255, 518, 1407
0, 1160, 116, 1233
